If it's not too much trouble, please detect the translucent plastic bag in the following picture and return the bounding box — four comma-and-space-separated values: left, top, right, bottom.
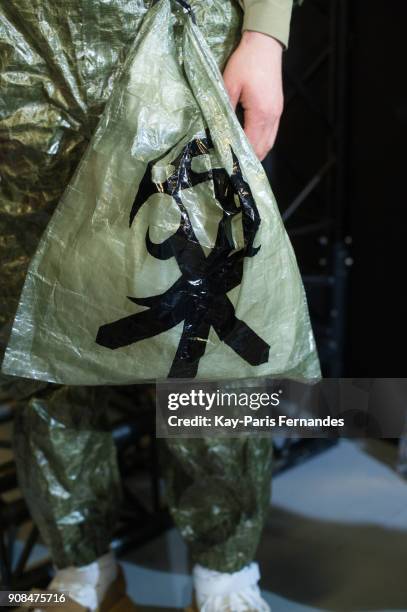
2, 0, 321, 384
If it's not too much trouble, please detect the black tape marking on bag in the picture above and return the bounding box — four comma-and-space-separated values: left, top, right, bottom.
96, 131, 270, 377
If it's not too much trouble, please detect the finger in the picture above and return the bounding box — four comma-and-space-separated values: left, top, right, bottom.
223, 71, 242, 110
244, 108, 281, 160
243, 108, 272, 160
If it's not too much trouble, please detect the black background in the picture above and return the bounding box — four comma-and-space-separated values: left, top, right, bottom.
272, 0, 407, 376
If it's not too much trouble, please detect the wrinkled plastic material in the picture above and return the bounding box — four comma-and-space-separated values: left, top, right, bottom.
2, 0, 320, 384
14, 382, 273, 573
0, 0, 239, 367
0, 0, 144, 364
164, 434, 273, 572
13, 385, 122, 568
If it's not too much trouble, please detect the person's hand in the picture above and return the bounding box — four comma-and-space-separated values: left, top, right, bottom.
223, 31, 284, 161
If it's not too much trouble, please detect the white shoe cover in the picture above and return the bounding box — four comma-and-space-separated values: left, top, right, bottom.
43, 551, 117, 611
193, 562, 270, 612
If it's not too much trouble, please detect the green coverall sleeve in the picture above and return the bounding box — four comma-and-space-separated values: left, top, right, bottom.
238, 0, 295, 48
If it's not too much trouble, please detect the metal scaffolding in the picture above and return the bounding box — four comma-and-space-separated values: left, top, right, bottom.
265, 0, 352, 376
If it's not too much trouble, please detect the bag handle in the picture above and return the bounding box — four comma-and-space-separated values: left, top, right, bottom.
174, 0, 194, 15
151, 0, 196, 23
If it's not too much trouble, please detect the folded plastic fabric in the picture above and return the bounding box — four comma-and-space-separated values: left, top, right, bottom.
2, 0, 321, 384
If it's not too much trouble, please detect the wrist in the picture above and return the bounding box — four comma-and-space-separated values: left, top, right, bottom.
241, 30, 284, 53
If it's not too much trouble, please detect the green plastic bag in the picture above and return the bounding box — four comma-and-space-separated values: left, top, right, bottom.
2, 0, 321, 384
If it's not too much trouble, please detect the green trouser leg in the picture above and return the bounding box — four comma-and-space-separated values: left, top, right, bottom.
14, 389, 273, 572
164, 437, 273, 573
13, 385, 121, 568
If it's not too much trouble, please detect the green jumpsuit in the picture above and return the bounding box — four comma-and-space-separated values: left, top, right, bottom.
1, 0, 293, 573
